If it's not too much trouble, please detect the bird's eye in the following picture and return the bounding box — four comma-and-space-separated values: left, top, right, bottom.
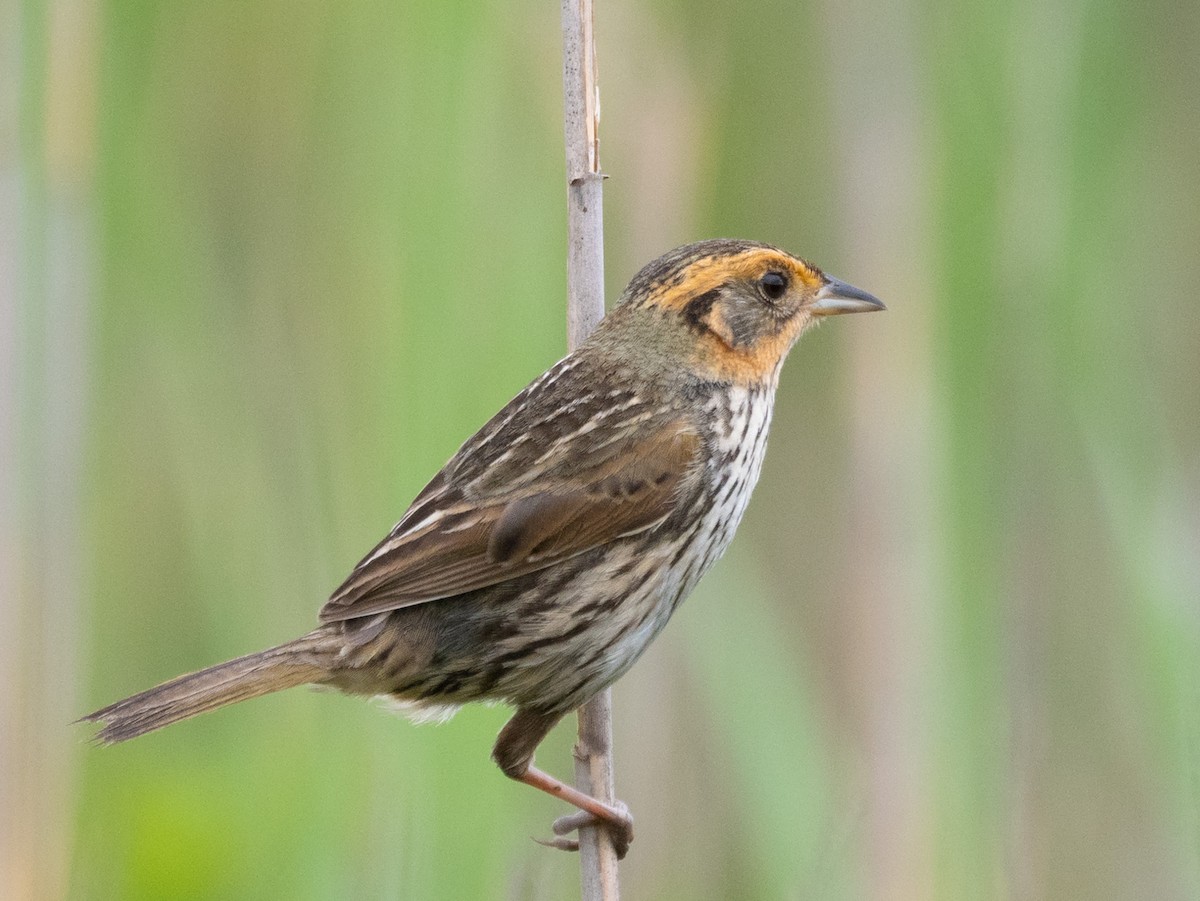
759, 271, 788, 301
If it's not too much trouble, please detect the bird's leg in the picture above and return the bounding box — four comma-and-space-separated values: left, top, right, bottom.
493, 707, 634, 859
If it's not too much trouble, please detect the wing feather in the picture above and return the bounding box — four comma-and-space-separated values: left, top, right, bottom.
318, 417, 699, 623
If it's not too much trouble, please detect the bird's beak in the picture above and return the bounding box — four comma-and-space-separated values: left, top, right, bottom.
810, 276, 886, 316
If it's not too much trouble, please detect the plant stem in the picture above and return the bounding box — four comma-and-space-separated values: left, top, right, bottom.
559, 0, 618, 898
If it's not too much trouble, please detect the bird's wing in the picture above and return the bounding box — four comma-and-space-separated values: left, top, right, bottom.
318, 417, 700, 623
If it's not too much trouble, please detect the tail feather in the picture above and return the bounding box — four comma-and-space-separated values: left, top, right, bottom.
80, 632, 335, 743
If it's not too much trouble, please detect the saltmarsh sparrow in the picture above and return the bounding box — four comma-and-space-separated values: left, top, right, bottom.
83, 239, 884, 857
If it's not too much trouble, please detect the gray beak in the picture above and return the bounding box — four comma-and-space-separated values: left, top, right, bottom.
810, 276, 886, 316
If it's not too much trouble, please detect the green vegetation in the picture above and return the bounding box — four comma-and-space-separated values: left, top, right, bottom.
10, 0, 1198, 897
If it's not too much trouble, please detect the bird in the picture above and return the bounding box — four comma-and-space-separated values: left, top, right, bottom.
81, 238, 883, 858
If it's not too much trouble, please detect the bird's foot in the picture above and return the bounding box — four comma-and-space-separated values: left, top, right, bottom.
518, 765, 634, 859
535, 801, 633, 860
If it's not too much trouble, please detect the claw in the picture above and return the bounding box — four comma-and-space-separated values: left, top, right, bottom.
534, 835, 581, 853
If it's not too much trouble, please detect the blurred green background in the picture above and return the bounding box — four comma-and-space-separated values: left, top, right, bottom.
5, 0, 1200, 898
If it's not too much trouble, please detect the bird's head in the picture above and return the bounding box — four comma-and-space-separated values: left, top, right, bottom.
599, 239, 884, 385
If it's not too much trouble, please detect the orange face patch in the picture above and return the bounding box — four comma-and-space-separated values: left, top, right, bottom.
633, 249, 824, 384
640, 249, 823, 313
685, 317, 813, 384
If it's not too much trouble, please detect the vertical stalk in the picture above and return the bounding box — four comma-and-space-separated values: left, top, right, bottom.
559, 1, 618, 898
2, 0, 94, 896
0, 0, 23, 889
561, 0, 605, 348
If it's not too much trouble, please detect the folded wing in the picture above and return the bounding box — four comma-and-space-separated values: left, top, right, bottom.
319, 418, 700, 623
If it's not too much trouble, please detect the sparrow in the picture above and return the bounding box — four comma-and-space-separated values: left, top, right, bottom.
82, 238, 884, 858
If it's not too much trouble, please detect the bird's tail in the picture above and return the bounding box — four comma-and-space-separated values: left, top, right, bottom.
80, 630, 337, 743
